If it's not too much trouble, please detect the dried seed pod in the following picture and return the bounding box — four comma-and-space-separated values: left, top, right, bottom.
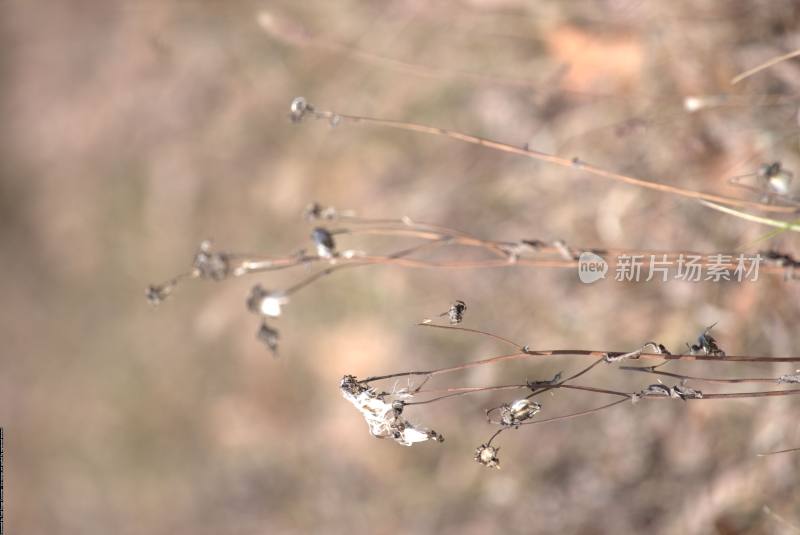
311, 227, 336, 259
193, 241, 230, 281
474, 444, 501, 469
526, 372, 562, 390
639, 384, 672, 398
759, 161, 793, 195
340, 375, 443, 447
499, 399, 541, 427
670, 385, 702, 400
246, 284, 289, 317
303, 202, 341, 221
145, 284, 170, 305
688, 323, 725, 357
289, 96, 313, 123
778, 373, 800, 384
440, 300, 467, 324
256, 321, 280, 355
303, 202, 325, 221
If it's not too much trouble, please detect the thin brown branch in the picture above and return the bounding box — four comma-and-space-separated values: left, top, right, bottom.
698, 388, 800, 399
526, 357, 606, 399
258, 10, 603, 96
360, 349, 800, 385
619, 366, 785, 384
149, 215, 799, 307
408, 382, 628, 406
416, 322, 524, 351
758, 447, 800, 457
732, 48, 800, 85
522, 398, 629, 425
304, 106, 797, 213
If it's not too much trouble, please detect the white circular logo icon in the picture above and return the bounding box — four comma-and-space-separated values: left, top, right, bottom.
578, 252, 608, 284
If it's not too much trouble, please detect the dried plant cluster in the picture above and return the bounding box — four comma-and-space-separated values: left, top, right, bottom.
338, 320, 800, 468
148, 90, 800, 468
147, 195, 800, 352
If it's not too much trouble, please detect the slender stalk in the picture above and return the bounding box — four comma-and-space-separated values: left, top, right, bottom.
697, 389, 800, 399
521, 399, 629, 425
699, 201, 800, 232
148, 215, 799, 306
620, 366, 788, 384
416, 323, 524, 351
758, 447, 800, 457
407, 382, 627, 406
258, 10, 610, 97
304, 106, 797, 213
732, 48, 800, 84
360, 349, 800, 385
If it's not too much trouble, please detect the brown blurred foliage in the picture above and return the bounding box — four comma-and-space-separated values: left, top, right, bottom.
2, 0, 800, 533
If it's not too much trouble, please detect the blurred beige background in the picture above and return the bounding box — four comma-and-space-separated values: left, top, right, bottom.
3, 1, 800, 533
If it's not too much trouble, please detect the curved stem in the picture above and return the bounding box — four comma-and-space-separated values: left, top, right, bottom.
732, 48, 800, 84
308, 108, 797, 213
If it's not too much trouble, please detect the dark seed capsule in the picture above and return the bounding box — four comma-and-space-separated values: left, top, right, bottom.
441, 300, 467, 324
193, 241, 229, 281
311, 227, 336, 258
474, 444, 501, 469
290, 96, 311, 123
145, 285, 169, 305
256, 321, 280, 355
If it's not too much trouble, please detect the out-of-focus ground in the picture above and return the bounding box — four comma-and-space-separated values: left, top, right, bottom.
3, 1, 800, 533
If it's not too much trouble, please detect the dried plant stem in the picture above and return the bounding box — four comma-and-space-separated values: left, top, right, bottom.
409, 379, 800, 405
758, 447, 800, 457
340, 223, 781, 264
523, 399, 630, 425
360, 349, 800, 385
149, 214, 799, 308
340, 226, 511, 258
305, 107, 797, 213
698, 389, 800, 400
415, 323, 524, 351
620, 365, 790, 385
732, 48, 800, 84
255, 251, 791, 281
699, 201, 800, 232
408, 382, 627, 406
231, 249, 795, 296
258, 10, 604, 97
284, 239, 453, 295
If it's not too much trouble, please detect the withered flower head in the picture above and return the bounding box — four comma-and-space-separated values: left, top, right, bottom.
440, 300, 467, 325
779, 373, 800, 384
145, 284, 170, 306
256, 321, 280, 356
500, 399, 541, 427
340, 375, 444, 447
193, 241, 230, 281
246, 284, 289, 317
688, 323, 725, 357
639, 384, 672, 398
311, 227, 337, 259
758, 162, 793, 195
474, 444, 501, 469
670, 385, 702, 400
290, 96, 312, 123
